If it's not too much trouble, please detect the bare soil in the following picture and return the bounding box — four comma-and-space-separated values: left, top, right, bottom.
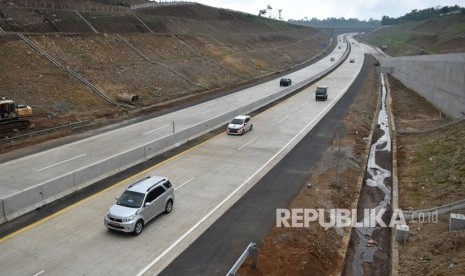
0, 2, 330, 153
389, 75, 465, 276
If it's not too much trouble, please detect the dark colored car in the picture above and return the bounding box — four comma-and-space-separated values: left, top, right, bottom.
315, 86, 328, 101
280, 78, 292, 86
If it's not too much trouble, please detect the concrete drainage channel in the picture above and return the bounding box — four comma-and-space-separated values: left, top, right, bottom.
343, 73, 392, 275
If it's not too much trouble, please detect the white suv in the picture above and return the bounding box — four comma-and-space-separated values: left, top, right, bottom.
227, 115, 253, 135
104, 176, 175, 236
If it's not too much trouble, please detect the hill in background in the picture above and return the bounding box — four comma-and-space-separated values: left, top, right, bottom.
360, 13, 465, 56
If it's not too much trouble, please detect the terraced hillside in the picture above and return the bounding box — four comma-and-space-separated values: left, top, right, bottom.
360, 12, 465, 56
0, 1, 331, 139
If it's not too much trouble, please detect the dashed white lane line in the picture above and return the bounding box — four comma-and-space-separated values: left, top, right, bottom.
36, 154, 87, 172
137, 101, 333, 276
143, 124, 170, 135
238, 137, 258, 150
32, 269, 45, 276
175, 177, 196, 191
278, 114, 290, 124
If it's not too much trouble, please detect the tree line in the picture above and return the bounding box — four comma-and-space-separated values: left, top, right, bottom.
289, 17, 380, 29
288, 5, 464, 28
381, 5, 464, 25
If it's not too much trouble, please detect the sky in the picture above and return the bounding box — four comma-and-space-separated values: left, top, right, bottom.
188, 0, 465, 21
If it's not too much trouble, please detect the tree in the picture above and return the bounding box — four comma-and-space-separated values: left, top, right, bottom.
258, 9, 266, 17
267, 5, 272, 18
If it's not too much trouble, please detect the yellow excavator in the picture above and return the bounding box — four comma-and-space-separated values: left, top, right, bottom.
0, 97, 32, 132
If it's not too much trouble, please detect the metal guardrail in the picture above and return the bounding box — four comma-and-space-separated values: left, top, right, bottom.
403, 199, 465, 220
0, 120, 91, 144
227, 242, 259, 276
397, 116, 465, 135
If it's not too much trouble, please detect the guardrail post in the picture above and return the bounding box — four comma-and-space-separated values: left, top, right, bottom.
249, 243, 259, 268
227, 242, 259, 276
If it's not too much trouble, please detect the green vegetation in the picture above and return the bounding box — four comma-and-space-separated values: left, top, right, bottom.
289, 17, 380, 29
361, 13, 465, 56
381, 5, 464, 25
411, 126, 465, 202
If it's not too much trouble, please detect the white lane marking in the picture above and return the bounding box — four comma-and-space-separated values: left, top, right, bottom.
278, 114, 290, 124
202, 102, 215, 108
137, 101, 335, 276
238, 137, 258, 150
143, 124, 170, 135
175, 177, 195, 191
32, 270, 45, 276
36, 154, 87, 172
201, 107, 218, 114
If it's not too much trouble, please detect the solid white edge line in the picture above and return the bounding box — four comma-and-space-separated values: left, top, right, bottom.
137, 99, 335, 276
175, 177, 195, 191
238, 137, 258, 150
36, 154, 87, 172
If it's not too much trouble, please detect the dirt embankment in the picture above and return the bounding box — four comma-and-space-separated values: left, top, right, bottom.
0, 2, 330, 152
389, 75, 465, 276
239, 57, 380, 275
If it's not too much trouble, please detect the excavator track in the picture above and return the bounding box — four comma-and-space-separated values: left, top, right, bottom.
0, 119, 30, 133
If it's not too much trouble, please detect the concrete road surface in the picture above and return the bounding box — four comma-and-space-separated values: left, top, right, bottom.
0, 37, 363, 275
0, 36, 348, 221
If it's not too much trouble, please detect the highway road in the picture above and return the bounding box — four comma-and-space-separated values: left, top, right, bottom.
0, 36, 363, 275
1, 36, 346, 222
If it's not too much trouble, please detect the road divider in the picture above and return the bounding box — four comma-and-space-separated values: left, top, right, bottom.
0, 37, 351, 224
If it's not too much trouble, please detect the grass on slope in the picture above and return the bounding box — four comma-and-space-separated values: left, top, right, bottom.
361, 13, 465, 56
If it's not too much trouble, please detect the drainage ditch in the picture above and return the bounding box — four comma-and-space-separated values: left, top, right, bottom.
343, 73, 393, 275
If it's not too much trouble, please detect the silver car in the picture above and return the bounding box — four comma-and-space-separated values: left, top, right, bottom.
104, 176, 175, 236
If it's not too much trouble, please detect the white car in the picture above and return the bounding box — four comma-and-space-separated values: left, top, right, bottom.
227, 115, 253, 135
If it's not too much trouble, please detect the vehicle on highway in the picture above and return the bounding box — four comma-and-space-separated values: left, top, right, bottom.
315, 86, 328, 101
104, 176, 175, 236
279, 78, 292, 86
227, 115, 253, 135
350, 58, 355, 63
